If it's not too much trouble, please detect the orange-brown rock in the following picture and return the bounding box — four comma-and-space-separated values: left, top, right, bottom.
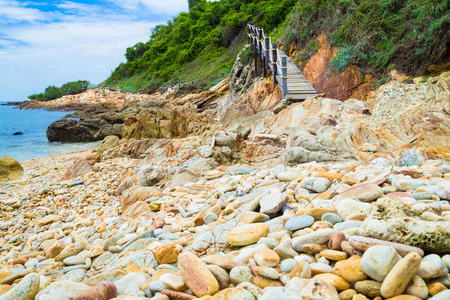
161, 289, 196, 300
61, 159, 93, 181
334, 255, 367, 283
178, 252, 219, 297
302, 33, 374, 100
252, 275, 283, 289
153, 243, 179, 264
328, 232, 347, 250
73, 281, 117, 300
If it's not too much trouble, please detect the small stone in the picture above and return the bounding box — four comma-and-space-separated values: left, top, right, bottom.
252, 275, 283, 288
380, 252, 422, 298
335, 198, 372, 219
0, 273, 39, 300
328, 231, 347, 250
339, 289, 357, 300
285, 215, 315, 231
314, 273, 350, 291
103, 232, 125, 251
159, 273, 185, 291
291, 228, 334, 252
322, 213, 342, 224
361, 245, 401, 282
230, 266, 254, 285
334, 255, 367, 283
405, 275, 428, 299
206, 265, 230, 290
210, 287, 255, 300
38, 215, 62, 226
260, 191, 289, 214
240, 212, 269, 224
257, 267, 279, 280
178, 252, 219, 297
427, 282, 447, 296
310, 262, 333, 274
277, 171, 301, 181
253, 249, 280, 267
227, 223, 270, 247
38, 281, 91, 300
336, 183, 384, 201
289, 261, 312, 278
153, 243, 179, 264
354, 280, 382, 298
428, 290, 450, 300
319, 249, 347, 261
416, 259, 448, 279
300, 177, 331, 193
258, 287, 301, 300
280, 259, 298, 273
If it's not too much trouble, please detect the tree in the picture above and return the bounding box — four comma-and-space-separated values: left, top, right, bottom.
125, 42, 150, 62
61, 80, 93, 95
188, 0, 201, 11
43, 85, 64, 100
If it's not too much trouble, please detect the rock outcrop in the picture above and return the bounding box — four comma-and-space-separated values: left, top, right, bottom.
0, 156, 24, 182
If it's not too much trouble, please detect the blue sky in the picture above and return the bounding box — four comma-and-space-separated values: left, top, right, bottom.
0, 0, 188, 101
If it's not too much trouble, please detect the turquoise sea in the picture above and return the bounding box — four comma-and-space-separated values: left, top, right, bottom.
0, 102, 98, 162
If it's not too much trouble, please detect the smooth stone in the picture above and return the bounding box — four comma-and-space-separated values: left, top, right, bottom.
61, 269, 86, 282
291, 228, 334, 252
148, 281, 167, 292
427, 282, 447, 296
277, 171, 301, 182
230, 266, 254, 285
115, 272, 149, 296
354, 280, 382, 298
258, 287, 301, 300
335, 198, 372, 219
252, 275, 283, 289
36, 280, 89, 300
321, 213, 342, 224
428, 289, 450, 300
348, 236, 425, 257
405, 275, 428, 299
63, 265, 88, 274
253, 249, 280, 267
286, 277, 340, 299
178, 252, 219, 297
435, 181, 450, 200
280, 259, 298, 273
300, 177, 331, 193
63, 255, 85, 266
227, 223, 270, 247
334, 255, 367, 282
0, 273, 39, 300
416, 260, 449, 279
260, 191, 289, 214
207, 265, 230, 290
380, 252, 422, 298
443, 255, 450, 269
234, 244, 269, 265
289, 261, 312, 278
159, 273, 185, 291
319, 249, 347, 261
210, 287, 255, 300
153, 243, 179, 264
258, 268, 279, 280
285, 215, 315, 231
361, 245, 401, 282
103, 232, 125, 251
240, 212, 269, 224
314, 273, 350, 291
336, 183, 384, 201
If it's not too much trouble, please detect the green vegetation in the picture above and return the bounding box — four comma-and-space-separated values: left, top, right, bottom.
275, 0, 450, 76
103, 0, 296, 93
28, 80, 94, 101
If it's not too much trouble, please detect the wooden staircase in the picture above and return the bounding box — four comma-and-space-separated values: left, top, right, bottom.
247, 23, 317, 100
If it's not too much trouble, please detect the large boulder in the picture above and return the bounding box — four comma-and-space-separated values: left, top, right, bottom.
357, 197, 450, 253
0, 156, 24, 182
284, 130, 355, 165
46, 117, 122, 142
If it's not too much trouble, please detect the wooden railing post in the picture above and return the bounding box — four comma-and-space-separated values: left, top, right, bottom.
252, 25, 258, 77
264, 35, 270, 78
272, 43, 277, 84
258, 28, 263, 59
281, 56, 287, 99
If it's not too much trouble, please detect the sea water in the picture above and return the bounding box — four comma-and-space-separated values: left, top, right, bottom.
0, 102, 99, 162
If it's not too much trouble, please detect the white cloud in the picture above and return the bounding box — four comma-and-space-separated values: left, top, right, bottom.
0, 0, 47, 23
0, 0, 188, 101
110, 0, 188, 16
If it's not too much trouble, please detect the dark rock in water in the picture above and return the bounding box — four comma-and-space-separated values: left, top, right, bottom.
13, 132, 23, 135
46, 118, 122, 142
